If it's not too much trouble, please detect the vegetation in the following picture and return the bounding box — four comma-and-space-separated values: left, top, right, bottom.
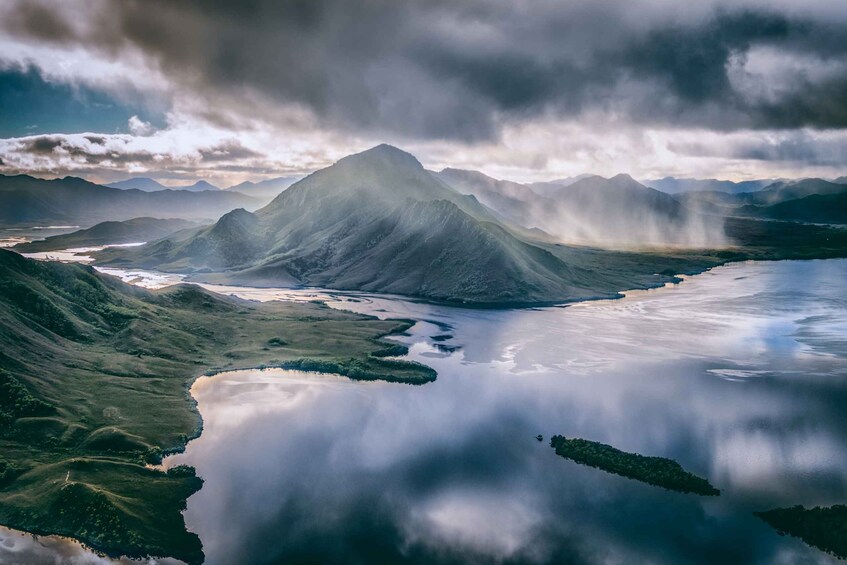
277, 356, 434, 384
550, 436, 720, 496
0, 249, 433, 563
0, 173, 264, 226
755, 505, 847, 559
13, 217, 199, 253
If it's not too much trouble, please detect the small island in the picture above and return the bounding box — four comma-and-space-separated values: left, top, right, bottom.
755, 505, 847, 559
550, 436, 720, 496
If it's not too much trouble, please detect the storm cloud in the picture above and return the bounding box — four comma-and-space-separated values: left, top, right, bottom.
0, 0, 845, 182
2, 0, 847, 142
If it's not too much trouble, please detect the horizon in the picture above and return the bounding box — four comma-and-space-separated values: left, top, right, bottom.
2, 142, 841, 190
2, 1, 847, 186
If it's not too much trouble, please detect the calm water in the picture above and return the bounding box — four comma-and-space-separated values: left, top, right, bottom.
4, 252, 846, 563
156, 259, 847, 564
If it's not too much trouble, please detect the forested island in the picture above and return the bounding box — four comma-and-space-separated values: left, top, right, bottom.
0, 249, 433, 563
550, 436, 720, 496
755, 505, 847, 559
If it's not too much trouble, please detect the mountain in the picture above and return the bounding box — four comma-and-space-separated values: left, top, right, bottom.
542, 174, 724, 247
227, 176, 301, 198
433, 169, 721, 247
13, 217, 201, 252
643, 177, 774, 194
0, 174, 264, 226
528, 174, 594, 197
737, 192, 847, 224
98, 144, 603, 304
177, 180, 220, 192
834, 176, 847, 184
677, 178, 847, 223
106, 177, 168, 192
739, 178, 847, 206
435, 168, 542, 227
107, 178, 221, 193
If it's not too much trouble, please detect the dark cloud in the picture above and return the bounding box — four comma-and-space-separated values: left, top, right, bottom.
3, 2, 76, 43
2, 0, 847, 141
669, 132, 847, 167
198, 140, 262, 162
4, 134, 265, 175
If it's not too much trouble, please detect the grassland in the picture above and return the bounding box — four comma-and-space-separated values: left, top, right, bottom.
755, 505, 847, 559
0, 249, 434, 563
550, 436, 720, 496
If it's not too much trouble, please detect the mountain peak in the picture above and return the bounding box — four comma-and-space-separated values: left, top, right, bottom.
338, 144, 423, 171
183, 180, 220, 191
609, 173, 638, 183
106, 177, 168, 192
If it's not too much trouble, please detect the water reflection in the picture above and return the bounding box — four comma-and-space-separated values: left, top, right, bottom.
0, 525, 183, 564
165, 259, 847, 564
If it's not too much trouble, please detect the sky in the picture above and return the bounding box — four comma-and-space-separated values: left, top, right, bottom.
0, 0, 845, 186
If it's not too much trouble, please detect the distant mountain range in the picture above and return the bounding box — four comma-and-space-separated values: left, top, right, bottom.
99, 145, 597, 304
95, 145, 847, 304
643, 177, 775, 194
107, 176, 300, 197
436, 168, 723, 247
0, 174, 265, 226
106, 178, 220, 192
678, 178, 847, 224
6, 145, 846, 304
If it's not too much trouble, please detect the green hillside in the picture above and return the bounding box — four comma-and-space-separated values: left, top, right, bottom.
0, 249, 433, 563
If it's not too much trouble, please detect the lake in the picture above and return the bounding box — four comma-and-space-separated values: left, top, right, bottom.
3, 257, 846, 563
163, 259, 847, 564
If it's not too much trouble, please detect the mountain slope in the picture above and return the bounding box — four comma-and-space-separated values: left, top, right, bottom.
13, 218, 201, 252
539, 174, 725, 247
99, 145, 596, 304
739, 178, 847, 206
528, 175, 594, 197
737, 192, 847, 224
0, 249, 431, 563
0, 175, 263, 226
435, 168, 543, 228
228, 176, 300, 197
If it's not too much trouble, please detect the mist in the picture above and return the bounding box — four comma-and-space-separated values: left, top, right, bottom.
440, 170, 730, 250
531, 189, 729, 250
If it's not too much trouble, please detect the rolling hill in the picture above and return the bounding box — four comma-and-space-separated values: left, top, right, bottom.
12, 217, 201, 252
0, 174, 264, 226
0, 248, 431, 563
737, 192, 847, 224
679, 178, 847, 224
738, 178, 847, 206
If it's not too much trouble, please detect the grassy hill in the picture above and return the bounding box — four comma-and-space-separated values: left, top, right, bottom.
0, 249, 433, 563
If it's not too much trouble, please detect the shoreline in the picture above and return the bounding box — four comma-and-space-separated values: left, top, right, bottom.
4, 254, 846, 563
